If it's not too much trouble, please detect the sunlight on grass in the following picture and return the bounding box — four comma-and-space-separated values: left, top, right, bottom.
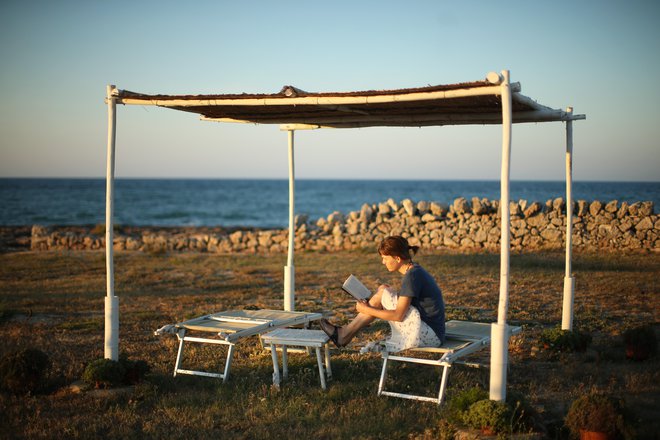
0, 249, 658, 438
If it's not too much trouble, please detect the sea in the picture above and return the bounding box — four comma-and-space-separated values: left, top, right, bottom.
0, 178, 658, 229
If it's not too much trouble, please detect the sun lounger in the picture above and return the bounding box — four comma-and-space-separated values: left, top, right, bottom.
377, 320, 522, 404
155, 309, 322, 382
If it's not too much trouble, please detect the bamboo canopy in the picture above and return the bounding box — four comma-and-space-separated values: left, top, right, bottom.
111, 75, 584, 128
104, 71, 585, 403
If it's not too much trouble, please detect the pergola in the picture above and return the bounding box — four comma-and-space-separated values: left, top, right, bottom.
103, 70, 585, 401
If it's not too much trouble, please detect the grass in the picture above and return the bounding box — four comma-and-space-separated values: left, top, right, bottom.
0, 249, 658, 439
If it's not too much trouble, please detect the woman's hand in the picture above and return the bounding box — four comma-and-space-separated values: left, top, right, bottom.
355, 300, 370, 314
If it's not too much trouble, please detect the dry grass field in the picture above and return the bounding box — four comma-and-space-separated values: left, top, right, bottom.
0, 249, 658, 439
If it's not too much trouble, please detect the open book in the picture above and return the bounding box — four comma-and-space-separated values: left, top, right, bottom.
342, 274, 372, 302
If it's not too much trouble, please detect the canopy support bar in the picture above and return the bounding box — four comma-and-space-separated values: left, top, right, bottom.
562, 107, 575, 330
284, 129, 295, 311
490, 70, 512, 402
104, 85, 119, 361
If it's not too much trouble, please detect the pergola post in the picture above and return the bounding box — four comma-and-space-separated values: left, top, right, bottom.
283, 129, 295, 311
490, 70, 512, 402
562, 107, 575, 330
104, 85, 119, 361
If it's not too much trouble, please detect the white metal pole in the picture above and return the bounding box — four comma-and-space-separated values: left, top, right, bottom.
562, 107, 575, 330
490, 70, 512, 402
284, 129, 295, 311
104, 85, 119, 361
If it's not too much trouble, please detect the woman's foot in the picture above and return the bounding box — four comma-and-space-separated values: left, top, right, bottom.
320, 319, 345, 348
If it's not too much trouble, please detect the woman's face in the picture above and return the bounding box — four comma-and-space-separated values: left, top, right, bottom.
380, 253, 404, 272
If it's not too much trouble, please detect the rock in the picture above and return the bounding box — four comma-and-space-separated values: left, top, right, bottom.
524, 202, 542, 218
471, 197, 489, 215
604, 200, 618, 213
527, 214, 548, 228
639, 201, 654, 216
509, 201, 522, 217
378, 202, 391, 215
386, 198, 399, 212
552, 197, 565, 212
589, 200, 602, 216
359, 203, 373, 222
429, 202, 447, 216
421, 213, 437, 223
229, 231, 243, 244
636, 217, 653, 231
401, 199, 415, 216
577, 200, 588, 217
474, 228, 488, 243
540, 228, 562, 242
617, 202, 629, 219
627, 202, 641, 216
453, 197, 470, 215
31, 225, 50, 237
327, 211, 344, 225
416, 200, 429, 215
347, 223, 360, 235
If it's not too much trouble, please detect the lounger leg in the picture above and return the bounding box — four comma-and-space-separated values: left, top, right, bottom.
324, 344, 332, 380
223, 344, 235, 383
270, 344, 281, 388
315, 347, 327, 390
378, 353, 389, 396
173, 330, 186, 377
282, 345, 289, 379
437, 364, 450, 405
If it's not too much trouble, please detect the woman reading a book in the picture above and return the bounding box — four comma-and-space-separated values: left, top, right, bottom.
320, 235, 445, 351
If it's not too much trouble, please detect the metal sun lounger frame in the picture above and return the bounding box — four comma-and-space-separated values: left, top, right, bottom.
167, 309, 322, 382
377, 320, 522, 404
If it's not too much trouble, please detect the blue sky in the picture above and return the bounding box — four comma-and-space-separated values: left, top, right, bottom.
1, 0, 658, 181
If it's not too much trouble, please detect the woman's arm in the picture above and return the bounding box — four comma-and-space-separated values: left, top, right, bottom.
356, 295, 412, 322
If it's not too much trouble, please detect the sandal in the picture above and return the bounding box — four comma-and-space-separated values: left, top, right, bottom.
320, 318, 344, 348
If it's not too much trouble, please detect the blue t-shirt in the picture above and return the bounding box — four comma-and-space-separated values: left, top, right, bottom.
399, 264, 446, 343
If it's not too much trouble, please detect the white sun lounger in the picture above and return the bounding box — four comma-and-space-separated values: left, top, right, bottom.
155, 309, 322, 382
377, 320, 522, 404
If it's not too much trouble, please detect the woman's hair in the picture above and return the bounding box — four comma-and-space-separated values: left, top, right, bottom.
378, 235, 419, 261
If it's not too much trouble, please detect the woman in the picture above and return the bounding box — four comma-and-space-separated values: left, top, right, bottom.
320, 235, 445, 351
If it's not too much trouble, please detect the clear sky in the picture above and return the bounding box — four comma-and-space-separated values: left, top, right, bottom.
1, 0, 658, 181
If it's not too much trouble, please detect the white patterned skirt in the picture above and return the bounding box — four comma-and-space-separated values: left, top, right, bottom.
362, 287, 442, 353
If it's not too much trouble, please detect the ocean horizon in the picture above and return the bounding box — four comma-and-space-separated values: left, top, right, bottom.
1, 178, 658, 228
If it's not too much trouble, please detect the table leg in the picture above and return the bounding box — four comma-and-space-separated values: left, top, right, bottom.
270, 344, 281, 388
315, 347, 327, 390
324, 344, 332, 380
282, 345, 288, 379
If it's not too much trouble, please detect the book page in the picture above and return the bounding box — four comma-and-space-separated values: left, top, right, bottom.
342, 274, 372, 301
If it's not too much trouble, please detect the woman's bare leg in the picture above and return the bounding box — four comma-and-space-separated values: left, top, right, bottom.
337, 286, 387, 345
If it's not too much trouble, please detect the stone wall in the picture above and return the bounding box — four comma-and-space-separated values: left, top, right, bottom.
28, 197, 658, 253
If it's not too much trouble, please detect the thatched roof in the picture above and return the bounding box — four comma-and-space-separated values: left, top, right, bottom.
112, 76, 585, 128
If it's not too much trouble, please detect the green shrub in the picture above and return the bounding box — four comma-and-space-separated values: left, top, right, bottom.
82, 356, 151, 389
540, 327, 592, 353
0, 348, 50, 394
565, 393, 631, 439
446, 386, 489, 422
83, 359, 126, 389
463, 399, 510, 434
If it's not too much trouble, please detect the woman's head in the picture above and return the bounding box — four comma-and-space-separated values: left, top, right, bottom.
378, 235, 419, 262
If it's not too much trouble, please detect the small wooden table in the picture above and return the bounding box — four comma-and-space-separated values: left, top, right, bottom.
261, 328, 333, 390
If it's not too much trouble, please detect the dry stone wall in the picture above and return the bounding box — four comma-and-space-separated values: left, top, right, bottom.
29, 197, 658, 253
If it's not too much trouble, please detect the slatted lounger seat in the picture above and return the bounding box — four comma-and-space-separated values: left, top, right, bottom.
155, 309, 322, 382
377, 320, 522, 404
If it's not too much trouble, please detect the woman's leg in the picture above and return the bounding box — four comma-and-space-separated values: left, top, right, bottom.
336, 286, 386, 345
